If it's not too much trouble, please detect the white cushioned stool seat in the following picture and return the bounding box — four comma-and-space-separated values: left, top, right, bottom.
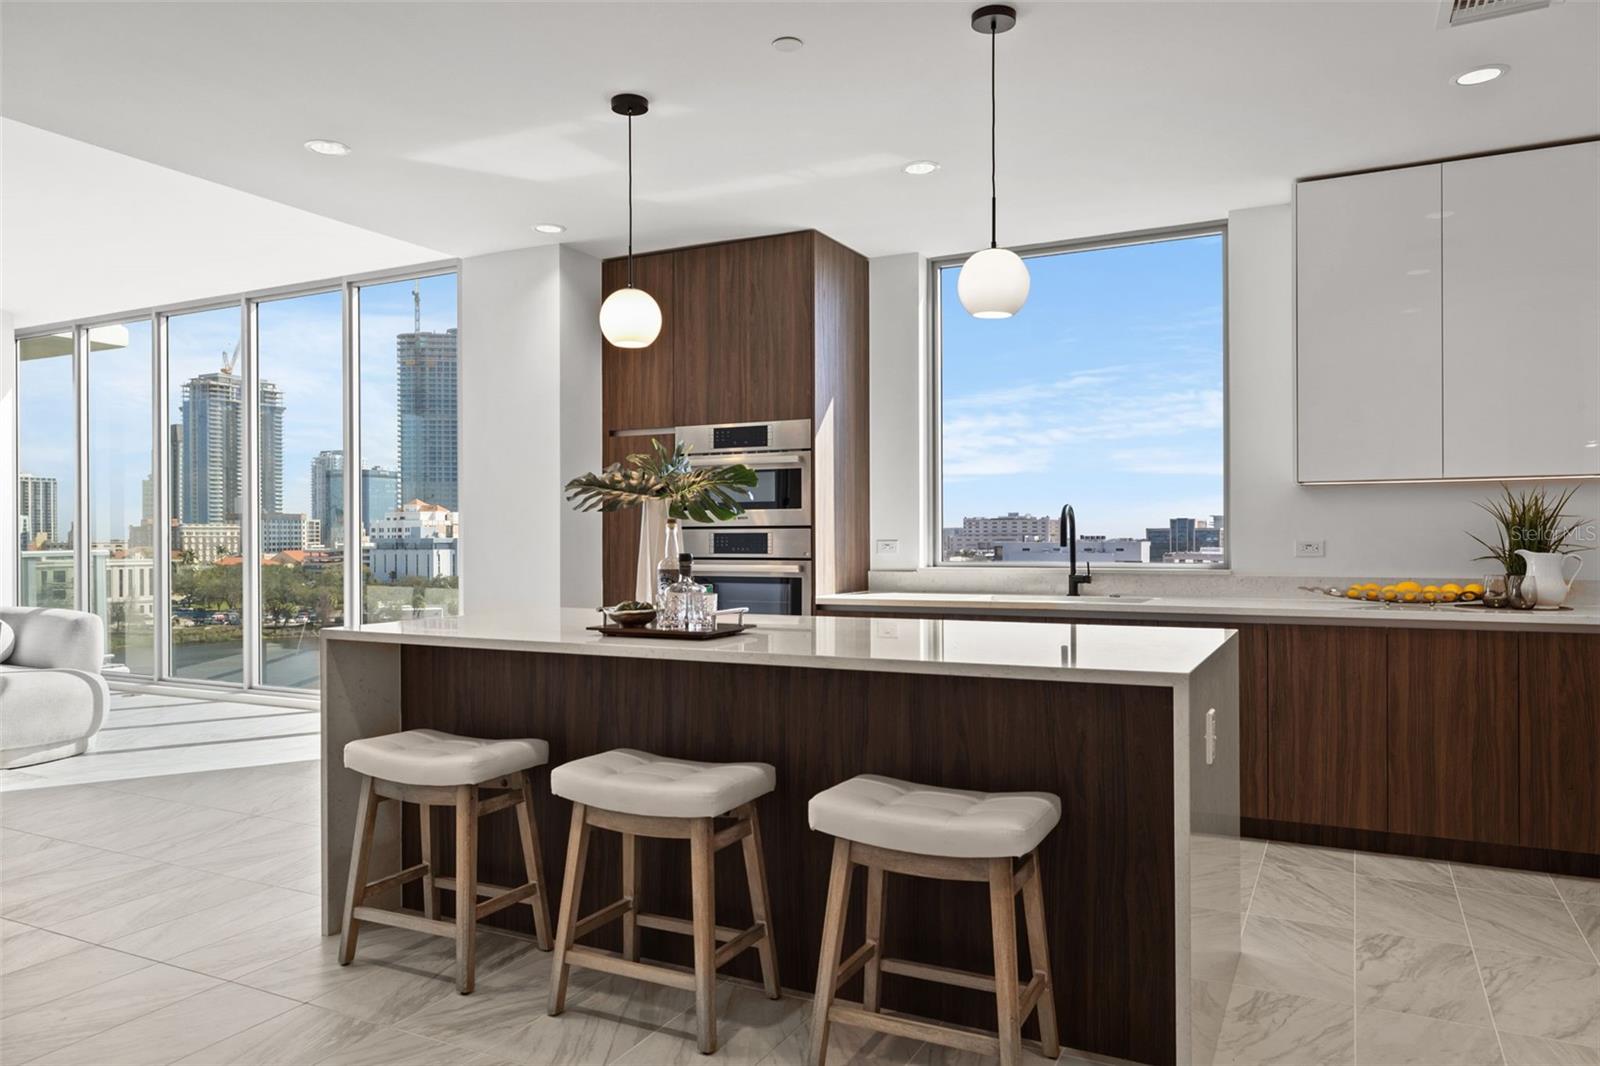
551, 749, 776, 819
344, 729, 549, 787
809, 775, 1060, 859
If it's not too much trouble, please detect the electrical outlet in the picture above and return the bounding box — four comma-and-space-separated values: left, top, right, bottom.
875, 539, 899, 555
1295, 539, 1326, 558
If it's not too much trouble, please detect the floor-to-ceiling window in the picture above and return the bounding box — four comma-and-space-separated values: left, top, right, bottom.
166, 305, 245, 684
255, 290, 343, 690
356, 273, 459, 623
15, 332, 76, 609
87, 320, 155, 675
12, 264, 459, 693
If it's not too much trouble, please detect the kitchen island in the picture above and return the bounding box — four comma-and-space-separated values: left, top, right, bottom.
320, 610, 1241, 1066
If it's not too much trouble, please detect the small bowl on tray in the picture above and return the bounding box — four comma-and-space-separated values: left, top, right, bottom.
598, 604, 658, 628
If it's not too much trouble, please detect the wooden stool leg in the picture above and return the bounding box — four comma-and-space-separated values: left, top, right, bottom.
689, 817, 719, 1054
862, 865, 885, 1013
621, 832, 641, 962
1020, 852, 1061, 1058
419, 803, 438, 920
338, 777, 379, 965
988, 858, 1022, 1066
454, 785, 478, 994
514, 772, 554, 951
808, 838, 854, 1066
548, 803, 591, 1015
738, 806, 781, 1000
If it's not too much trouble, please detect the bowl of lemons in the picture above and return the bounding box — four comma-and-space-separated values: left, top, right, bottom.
1344, 580, 1484, 605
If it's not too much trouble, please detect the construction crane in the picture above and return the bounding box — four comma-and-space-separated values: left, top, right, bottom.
413, 280, 421, 336
221, 340, 240, 375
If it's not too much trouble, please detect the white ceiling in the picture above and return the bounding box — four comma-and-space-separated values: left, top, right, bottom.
3, 1, 1597, 273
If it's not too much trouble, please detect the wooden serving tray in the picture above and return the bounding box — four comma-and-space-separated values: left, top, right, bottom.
587, 623, 752, 640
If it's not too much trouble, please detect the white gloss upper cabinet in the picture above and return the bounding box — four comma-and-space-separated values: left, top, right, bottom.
1441, 142, 1600, 478
1296, 164, 1444, 482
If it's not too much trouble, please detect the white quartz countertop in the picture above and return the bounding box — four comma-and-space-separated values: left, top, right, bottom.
323, 608, 1234, 687
815, 590, 1600, 632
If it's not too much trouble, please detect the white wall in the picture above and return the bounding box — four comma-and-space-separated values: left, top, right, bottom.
1226, 204, 1598, 581
867, 254, 928, 571
864, 206, 1598, 588
459, 245, 601, 614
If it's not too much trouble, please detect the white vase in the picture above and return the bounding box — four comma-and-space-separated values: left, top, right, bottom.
634, 499, 670, 605
1514, 549, 1584, 608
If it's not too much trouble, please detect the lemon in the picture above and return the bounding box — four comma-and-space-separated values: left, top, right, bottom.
1442, 582, 1462, 593
1346, 586, 1363, 599
1422, 586, 1439, 603
1462, 582, 1484, 602
1362, 582, 1380, 591
1396, 580, 1422, 593
1381, 585, 1399, 601
1401, 589, 1420, 602
1364, 588, 1381, 601
1440, 582, 1460, 602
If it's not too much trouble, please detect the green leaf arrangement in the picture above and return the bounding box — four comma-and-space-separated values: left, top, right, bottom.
1468, 483, 1586, 576
564, 439, 759, 525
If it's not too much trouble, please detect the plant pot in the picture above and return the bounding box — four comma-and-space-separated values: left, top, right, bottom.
634, 498, 669, 604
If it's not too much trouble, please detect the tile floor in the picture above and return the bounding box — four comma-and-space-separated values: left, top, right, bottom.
1, 691, 1596, 1065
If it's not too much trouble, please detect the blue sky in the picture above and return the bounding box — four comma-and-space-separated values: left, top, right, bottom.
17, 273, 457, 543
940, 234, 1224, 539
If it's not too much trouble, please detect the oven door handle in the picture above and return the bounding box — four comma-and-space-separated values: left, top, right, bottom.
686, 452, 809, 469
693, 562, 809, 577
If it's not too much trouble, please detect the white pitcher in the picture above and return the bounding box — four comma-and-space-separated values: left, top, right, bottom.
1515, 549, 1584, 608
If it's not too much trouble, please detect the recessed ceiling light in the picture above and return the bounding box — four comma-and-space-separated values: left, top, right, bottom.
903, 160, 941, 176
771, 35, 804, 52
1455, 65, 1507, 86
304, 139, 352, 156
532, 223, 566, 234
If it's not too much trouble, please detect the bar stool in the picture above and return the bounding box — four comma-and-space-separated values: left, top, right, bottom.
339, 729, 555, 994
547, 748, 781, 1054
807, 775, 1062, 1066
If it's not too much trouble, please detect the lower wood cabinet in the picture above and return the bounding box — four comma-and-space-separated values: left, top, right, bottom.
1267, 625, 1388, 832
1386, 629, 1519, 846
1518, 633, 1600, 855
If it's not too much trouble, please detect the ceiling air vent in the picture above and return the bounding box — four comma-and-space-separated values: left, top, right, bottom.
1442, 0, 1552, 26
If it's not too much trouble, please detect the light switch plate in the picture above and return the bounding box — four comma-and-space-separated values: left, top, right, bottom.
1295, 540, 1326, 558
875, 539, 899, 554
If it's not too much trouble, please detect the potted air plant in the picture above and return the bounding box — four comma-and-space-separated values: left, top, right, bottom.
565, 440, 757, 603
1469, 484, 1588, 608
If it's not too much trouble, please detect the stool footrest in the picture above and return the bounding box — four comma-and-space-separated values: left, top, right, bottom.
1018, 972, 1046, 1019
565, 946, 697, 992
477, 882, 542, 921
434, 877, 526, 898
635, 912, 745, 943
880, 956, 995, 993
362, 863, 429, 900
574, 898, 635, 941
476, 792, 522, 817
712, 922, 768, 968
828, 1003, 998, 1057
833, 941, 878, 992
351, 905, 456, 939
711, 818, 753, 852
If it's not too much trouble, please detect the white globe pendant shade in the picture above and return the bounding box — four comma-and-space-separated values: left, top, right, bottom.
599, 286, 662, 349
957, 246, 1031, 319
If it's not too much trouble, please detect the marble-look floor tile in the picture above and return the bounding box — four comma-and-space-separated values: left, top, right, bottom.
161, 901, 325, 980
0, 848, 159, 924
1355, 932, 1492, 1027
1354, 852, 1454, 887
103, 883, 318, 966
0, 941, 151, 1017
0, 919, 87, 974
29, 981, 298, 1065
612, 983, 805, 1066
1355, 1006, 1504, 1065
1193, 835, 1248, 913
99, 764, 319, 826
1214, 985, 1355, 1065
1555, 878, 1600, 910
1193, 977, 1232, 1066
0, 960, 217, 1063
1454, 865, 1561, 900
1236, 914, 1354, 1004
759, 1008, 926, 1066
1356, 874, 1469, 944
1249, 857, 1355, 927
1263, 843, 1354, 874
169, 1001, 487, 1066
6, 859, 202, 931
1567, 903, 1600, 961
0, 830, 112, 884
1192, 907, 1243, 984
1459, 888, 1597, 963
235, 925, 461, 1023
1477, 948, 1600, 1049
1499, 1032, 1600, 1065
50, 867, 266, 944
912, 1041, 1079, 1066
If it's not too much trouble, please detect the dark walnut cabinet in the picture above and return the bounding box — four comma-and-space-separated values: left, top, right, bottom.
1518, 633, 1600, 855
599, 230, 870, 607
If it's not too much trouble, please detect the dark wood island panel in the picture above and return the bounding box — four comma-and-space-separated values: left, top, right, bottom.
396, 645, 1181, 1066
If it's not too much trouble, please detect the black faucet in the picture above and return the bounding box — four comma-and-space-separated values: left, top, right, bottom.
1059, 504, 1092, 596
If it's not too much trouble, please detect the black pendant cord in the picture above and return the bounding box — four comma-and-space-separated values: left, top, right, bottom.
989, 17, 997, 250
626, 112, 636, 288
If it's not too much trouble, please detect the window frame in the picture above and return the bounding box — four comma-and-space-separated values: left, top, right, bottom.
11, 258, 461, 696
928, 220, 1230, 571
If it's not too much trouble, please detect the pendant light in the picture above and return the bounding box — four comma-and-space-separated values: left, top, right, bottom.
957, 5, 1030, 319
599, 93, 663, 349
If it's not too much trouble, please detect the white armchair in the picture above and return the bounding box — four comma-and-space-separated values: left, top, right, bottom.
0, 607, 110, 769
